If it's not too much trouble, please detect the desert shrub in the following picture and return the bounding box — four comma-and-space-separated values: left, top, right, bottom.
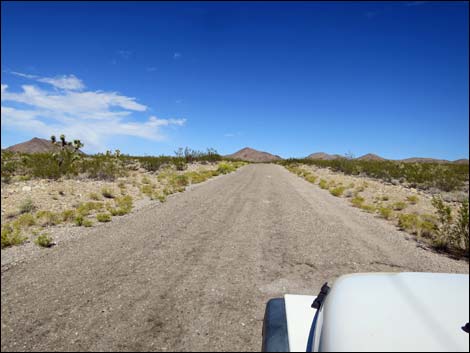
34, 233, 53, 247
279, 159, 468, 192
305, 174, 317, 183
115, 195, 133, 214
141, 176, 151, 184
155, 193, 166, 202
451, 200, 469, 254
36, 210, 61, 227
378, 207, 393, 220
319, 179, 329, 189
107, 195, 133, 216
18, 197, 36, 214
74, 215, 93, 227
431, 196, 453, 249
392, 202, 407, 211
141, 184, 154, 196
88, 192, 101, 201
78, 153, 125, 180
330, 186, 346, 197
217, 162, 236, 174
406, 195, 419, 204
76, 202, 103, 216
351, 196, 365, 207
398, 214, 420, 233
185, 170, 213, 184
13, 213, 36, 228
101, 187, 114, 199
170, 174, 189, 188
1, 224, 26, 248
96, 213, 112, 222
381, 195, 389, 201
61, 209, 76, 222
360, 204, 376, 213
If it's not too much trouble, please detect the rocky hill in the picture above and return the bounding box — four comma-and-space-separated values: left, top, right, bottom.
5, 137, 84, 154
225, 147, 282, 162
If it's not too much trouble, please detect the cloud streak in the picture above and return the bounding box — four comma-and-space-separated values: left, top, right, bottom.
1, 73, 186, 152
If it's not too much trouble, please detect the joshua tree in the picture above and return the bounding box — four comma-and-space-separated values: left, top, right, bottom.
50, 135, 56, 144
60, 134, 66, 147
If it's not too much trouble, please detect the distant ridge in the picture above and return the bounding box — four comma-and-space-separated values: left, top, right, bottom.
6, 137, 84, 154
453, 159, 469, 164
225, 147, 282, 162
357, 153, 386, 161
399, 157, 450, 164
306, 152, 343, 160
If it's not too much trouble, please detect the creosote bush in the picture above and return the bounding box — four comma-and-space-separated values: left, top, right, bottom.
35, 233, 53, 248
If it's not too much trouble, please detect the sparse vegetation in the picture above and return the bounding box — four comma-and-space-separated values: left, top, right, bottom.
319, 179, 329, 189
378, 207, 393, 220
36, 210, 60, 227
101, 187, 114, 199
351, 196, 365, 207
1, 224, 26, 248
34, 233, 53, 248
279, 158, 468, 192
96, 213, 112, 222
392, 202, 407, 211
406, 195, 419, 204
329, 186, 346, 197
18, 198, 36, 214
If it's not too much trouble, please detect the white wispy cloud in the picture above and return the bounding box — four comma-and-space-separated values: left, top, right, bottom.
11, 71, 85, 91
173, 52, 182, 59
1, 73, 186, 152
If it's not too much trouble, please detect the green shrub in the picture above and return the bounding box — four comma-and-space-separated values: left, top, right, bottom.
398, 213, 420, 233
96, 213, 112, 222
305, 174, 317, 183
217, 162, 236, 174
76, 202, 103, 216
35, 233, 53, 247
1, 224, 26, 248
381, 195, 389, 201
18, 197, 36, 214
378, 207, 393, 220
406, 195, 419, 204
83, 219, 93, 227
36, 210, 60, 227
61, 209, 76, 222
330, 186, 346, 197
319, 179, 329, 189
141, 184, 154, 196
360, 204, 376, 213
431, 196, 453, 249
101, 187, 114, 199
451, 200, 469, 254
74, 215, 84, 226
392, 202, 407, 211
14, 213, 36, 228
88, 192, 101, 201
107, 195, 133, 216
141, 176, 151, 184
351, 196, 365, 207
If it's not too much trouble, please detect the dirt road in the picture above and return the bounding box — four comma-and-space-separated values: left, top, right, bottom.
1, 164, 468, 351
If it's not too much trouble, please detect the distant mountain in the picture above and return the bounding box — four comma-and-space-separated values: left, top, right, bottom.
306, 152, 344, 160
225, 147, 282, 162
356, 153, 386, 161
400, 157, 450, 164
6, 137, 84, 154
453, 159, 469, 164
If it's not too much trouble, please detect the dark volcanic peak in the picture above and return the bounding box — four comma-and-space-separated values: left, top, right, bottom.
306, 152, 343, 160
356, 153, 386, 161
6, 137, 84, 154
225, 147, 282, 162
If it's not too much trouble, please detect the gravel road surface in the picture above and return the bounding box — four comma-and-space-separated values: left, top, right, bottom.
1, 164, 468, 351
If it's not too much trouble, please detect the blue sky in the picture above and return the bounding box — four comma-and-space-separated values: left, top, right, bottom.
1, 1, 468, 159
